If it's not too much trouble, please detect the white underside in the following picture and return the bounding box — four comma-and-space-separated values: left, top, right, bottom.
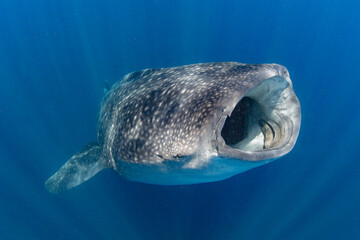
118, 156, 271, 185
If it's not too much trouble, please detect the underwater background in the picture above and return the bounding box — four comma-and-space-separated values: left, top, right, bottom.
1, 0, 359, 239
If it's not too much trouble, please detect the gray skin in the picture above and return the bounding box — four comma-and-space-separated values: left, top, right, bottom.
45, 62, 301, 193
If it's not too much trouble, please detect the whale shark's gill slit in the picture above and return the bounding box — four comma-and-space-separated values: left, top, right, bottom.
221, 97, 253, 145
258, 119, 275, 149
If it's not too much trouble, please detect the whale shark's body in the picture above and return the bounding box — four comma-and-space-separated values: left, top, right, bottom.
45, 62, 301, 193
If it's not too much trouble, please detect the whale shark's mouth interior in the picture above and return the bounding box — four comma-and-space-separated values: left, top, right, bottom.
220, 76, 300, 155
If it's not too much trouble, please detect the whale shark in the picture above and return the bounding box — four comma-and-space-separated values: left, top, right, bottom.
45, 62, 301, 193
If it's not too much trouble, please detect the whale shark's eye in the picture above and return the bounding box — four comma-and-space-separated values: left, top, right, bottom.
282, 69, 290, 78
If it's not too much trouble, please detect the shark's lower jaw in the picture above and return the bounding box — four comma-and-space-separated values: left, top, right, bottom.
217, 76, 301, 161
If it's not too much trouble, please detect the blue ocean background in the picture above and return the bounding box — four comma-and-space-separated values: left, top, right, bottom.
1, 0, 359, 239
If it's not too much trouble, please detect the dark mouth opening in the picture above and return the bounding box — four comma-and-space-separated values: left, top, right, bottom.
216, 76, 301, 160
220, 91, 285, 151
220, 95, 280, 150
220, 97, 253, 145
217, 76, 300, 155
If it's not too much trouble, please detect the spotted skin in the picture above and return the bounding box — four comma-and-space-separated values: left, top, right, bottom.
98, 63, 280, 165
45, 62, 300, 193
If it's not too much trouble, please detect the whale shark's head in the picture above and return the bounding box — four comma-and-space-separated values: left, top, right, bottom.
143, 63, 302, 176
214, 64, 301, 158
213, 64, 301, 162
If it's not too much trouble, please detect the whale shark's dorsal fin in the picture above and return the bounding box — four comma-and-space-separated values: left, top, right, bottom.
104, 79, 111, 94
45, 142, 111, 193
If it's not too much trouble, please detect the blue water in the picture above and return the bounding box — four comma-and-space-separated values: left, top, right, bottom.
1, 0, 359, 239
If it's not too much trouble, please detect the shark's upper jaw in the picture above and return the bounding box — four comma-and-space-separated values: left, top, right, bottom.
215, 75, 301, 161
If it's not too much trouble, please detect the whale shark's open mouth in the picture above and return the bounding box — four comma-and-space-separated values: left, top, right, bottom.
216, 76, 301, 161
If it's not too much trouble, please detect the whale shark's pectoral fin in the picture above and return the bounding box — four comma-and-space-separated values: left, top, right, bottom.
45, 142, 111, 194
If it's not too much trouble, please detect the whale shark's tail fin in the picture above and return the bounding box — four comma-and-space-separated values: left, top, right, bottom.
45, 142, 112, 194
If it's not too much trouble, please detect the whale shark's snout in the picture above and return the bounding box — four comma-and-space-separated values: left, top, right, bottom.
215, 67, 301, 161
